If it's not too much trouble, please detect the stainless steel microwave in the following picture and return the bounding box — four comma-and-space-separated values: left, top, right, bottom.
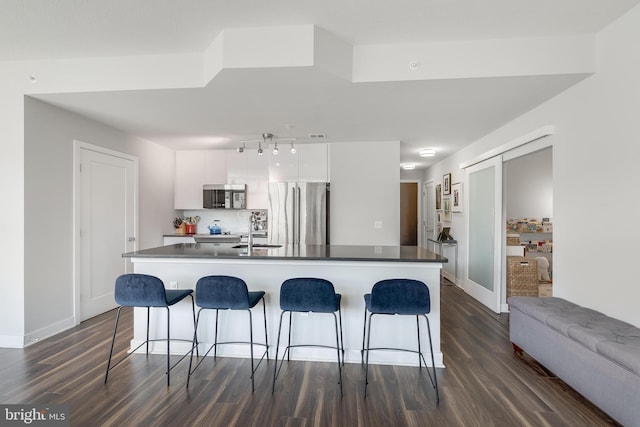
203, 184, 246, 209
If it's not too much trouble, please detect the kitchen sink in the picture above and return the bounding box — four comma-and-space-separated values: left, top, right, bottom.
232, 244, 283, 249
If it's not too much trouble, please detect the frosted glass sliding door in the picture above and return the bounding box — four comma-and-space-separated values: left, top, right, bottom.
464, 156, 502, 313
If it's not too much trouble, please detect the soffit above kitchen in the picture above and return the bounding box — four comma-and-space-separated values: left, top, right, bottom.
6, 0, 639, 169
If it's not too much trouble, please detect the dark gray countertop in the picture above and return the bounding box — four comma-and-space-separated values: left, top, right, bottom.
123, 243, 448, 263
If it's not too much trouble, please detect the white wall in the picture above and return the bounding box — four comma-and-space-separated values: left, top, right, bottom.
23, 97, 175, 339
505, 147, 553, 219
425, 4, 640, 326
330, 141, 400, 245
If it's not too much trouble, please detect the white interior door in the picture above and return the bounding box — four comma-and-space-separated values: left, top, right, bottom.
464, 156, 502, 313
76, 143, 137, 321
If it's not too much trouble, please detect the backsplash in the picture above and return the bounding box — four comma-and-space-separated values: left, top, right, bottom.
180, 209, 267, 235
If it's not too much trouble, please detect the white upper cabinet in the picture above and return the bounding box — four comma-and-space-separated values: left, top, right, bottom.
175, 150, 206, 209
269, 143, 329, 183
175, 149, 271, 210
246, 152, 269, 208
224, 150, 247, 184
204, 151, 227, 184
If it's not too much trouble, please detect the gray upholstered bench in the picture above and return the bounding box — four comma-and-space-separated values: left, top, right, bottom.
509, 296, 640, 427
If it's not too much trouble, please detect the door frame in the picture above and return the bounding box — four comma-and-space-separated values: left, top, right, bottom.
459, 126, 555, 313
72, 140, 138, 325
423, 180, 436, 248
499, 136, 554, 311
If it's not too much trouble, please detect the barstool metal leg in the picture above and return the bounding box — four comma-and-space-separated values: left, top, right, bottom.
338, 308, 345, 366
361, 306, 367, 364
424, 315, 440, 404
187, 309, 203, 388
214, 309, 219, 359
287, 311, 293, 361
166, 307, 171, 387
190, 295, 199, 357
248, 310, 255, 392
262, 297, 269, 360
146, 307, 150, 356
104, 306, 123, 383
416, 315, 422, 368
333, 313, 343, 397
273, 310, 287, 393
364, 312, 374, 398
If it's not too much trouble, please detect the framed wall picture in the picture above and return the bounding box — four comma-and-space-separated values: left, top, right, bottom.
451, 182, 462, 212
443, 197, 451, 221
443, 173, 451, 195
435, 184, 442, 210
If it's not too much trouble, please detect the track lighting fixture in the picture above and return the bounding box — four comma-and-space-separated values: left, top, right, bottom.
237, 133, 296, 156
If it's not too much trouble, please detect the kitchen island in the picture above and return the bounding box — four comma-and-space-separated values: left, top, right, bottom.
123, 243, 447, 367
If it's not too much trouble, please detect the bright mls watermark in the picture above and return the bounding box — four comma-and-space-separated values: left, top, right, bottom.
0, 405, 69, 427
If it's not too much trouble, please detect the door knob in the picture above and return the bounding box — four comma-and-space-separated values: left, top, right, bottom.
128, 237, 136, 242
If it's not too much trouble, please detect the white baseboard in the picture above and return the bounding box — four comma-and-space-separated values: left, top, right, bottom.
23, 316, 75, 347
0, 335, 25, 348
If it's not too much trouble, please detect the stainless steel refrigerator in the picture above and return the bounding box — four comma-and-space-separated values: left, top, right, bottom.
268, 182, 330, 245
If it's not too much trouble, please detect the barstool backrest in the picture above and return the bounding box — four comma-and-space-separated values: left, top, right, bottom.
196, 275, 250, 309
370, 279, 431, 314
115, 274, 168, 307
280, 277, 338, 313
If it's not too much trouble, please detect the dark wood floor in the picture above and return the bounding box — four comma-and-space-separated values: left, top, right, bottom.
0, 280, 619, 426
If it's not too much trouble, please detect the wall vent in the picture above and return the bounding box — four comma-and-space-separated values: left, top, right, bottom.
308, 133, 327, 139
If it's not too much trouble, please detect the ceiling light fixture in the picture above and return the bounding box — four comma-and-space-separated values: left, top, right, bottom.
239, 133, 295, 156
260, 133, 273, 156
402, 164, 416, 170
419, 148, 436, 157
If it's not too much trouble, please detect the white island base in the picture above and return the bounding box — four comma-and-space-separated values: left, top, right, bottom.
130, 257, 444, 368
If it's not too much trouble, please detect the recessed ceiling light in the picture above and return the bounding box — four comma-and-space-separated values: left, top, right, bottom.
419, 149, 436, 157
402, 164, 416, 170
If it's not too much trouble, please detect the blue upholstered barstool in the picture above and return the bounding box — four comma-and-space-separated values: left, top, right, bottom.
362, 279, 439, 402
104, 273, 197, 387
273, 277, 344, 396
187, 275, 268, 392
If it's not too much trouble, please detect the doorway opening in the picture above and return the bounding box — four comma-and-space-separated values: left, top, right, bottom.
400, 181, 419, 246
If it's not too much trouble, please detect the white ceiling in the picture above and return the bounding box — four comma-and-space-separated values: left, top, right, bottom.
5, 0, 639, 168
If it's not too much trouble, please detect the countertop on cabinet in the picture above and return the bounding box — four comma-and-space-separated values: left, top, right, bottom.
123, 243, 447, 263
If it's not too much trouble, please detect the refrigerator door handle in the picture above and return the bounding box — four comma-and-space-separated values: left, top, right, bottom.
291, 185, 298, 245
296, 185, 301, 245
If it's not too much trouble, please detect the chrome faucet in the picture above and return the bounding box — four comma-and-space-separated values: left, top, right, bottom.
248, 213, 256, 251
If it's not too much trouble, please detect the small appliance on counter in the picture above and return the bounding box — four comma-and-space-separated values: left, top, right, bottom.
208, 220, 222, 235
